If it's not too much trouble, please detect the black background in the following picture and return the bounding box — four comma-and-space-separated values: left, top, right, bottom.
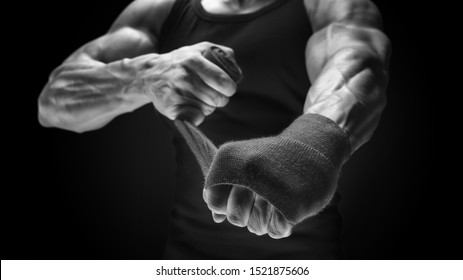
3, 0, 450, 259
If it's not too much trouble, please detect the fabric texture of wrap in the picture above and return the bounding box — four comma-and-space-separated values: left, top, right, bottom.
174, 46, 350, 225
175, 113, 350, 225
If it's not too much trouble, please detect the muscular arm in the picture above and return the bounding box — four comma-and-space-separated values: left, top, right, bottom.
38, 0, 175, 132
202, 0, 391, 238
304, 0, 391, 152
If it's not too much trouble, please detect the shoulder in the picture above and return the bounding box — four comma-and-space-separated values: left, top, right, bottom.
109, 0, 178, 36
303, 0, 382, 30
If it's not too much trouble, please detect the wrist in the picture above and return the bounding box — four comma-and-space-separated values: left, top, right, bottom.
117, 53, 169, 103
206, 126, 349, 224
280, 113, 351, 167
304, 85, 385, 153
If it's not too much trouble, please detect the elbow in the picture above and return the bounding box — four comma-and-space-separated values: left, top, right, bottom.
37, 94, 88, 133
37, 106, 53, 129
37, 111, 89, 134
37, 93, 57, 129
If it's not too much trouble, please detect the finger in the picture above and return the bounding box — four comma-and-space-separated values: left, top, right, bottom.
196, 42, 235, 57
183, 70, 230, 108
212, 212, 227, 223
172, 105, 205, 126
267, 209, 293, 239
186, 55, 238, 97
226, 186, 255, 227
204, 184, 233, 215
202, 45, 242, 84
169, 92, 216, 124
247, 195, 273, 236
175, 88, 217, 116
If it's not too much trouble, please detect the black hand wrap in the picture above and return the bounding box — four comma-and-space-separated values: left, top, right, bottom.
204, 114, 350, 224
203, 46, 243, 84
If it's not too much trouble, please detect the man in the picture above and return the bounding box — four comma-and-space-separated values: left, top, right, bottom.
38, 0, 390, 259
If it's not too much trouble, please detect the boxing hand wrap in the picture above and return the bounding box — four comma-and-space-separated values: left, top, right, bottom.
204, 114, 351, 224
174, 46, 350, 224
173, 45, 241, 174
175, 120, 217, 175
202, 46, 243, 84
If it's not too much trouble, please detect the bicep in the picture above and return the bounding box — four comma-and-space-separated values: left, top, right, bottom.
305, 24, 390, 81
63, 0, 175, 64
305, 0, 390, 81
303, 0, 391, 151
66, 27, 157, 65
305, 0, 383, 31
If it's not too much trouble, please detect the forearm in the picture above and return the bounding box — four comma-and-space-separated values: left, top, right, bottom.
304, 25, 390, 153
38, 56, 151, 132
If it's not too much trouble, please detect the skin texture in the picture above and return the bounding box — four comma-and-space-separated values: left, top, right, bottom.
38, 0, 237, 130
203, 0, 390, 238
38, 0, 390, 239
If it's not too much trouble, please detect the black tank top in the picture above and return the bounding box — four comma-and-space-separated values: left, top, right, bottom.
159, 0, 343, 259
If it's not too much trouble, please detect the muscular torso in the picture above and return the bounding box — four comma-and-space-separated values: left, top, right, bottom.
132, 0, 315, 37
38, 0, 389, 258
158, 0, 346, 259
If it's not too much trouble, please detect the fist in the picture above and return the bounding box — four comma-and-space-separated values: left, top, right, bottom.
129, 42, 240, 125
203, 186, 294, 239
198, 115, 347, 238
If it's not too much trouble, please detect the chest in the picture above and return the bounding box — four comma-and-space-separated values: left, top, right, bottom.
201, 0, 282, 14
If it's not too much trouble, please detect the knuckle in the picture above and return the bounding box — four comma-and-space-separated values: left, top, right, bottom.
280, 228, 292, 238
247, 225, 256, 234
267, 222, 280, 236
203, 106, 216, 116
212, 213, 226, 223
224, 47, 235, 56
186, 52, 202, 64
267, 231, 283, 239
253, 230, 266, 236
221, 96, 230, 106
172, 67, 190, 83
206, 198, 226, 214
268, 218, 292, 239
162, 98, 181, 114
174, 51, 200, 69
212, 81, 233, 98
247, 219, 266, 236
227, 213, 246, 227
222, 80, 237, 97
207, 203, 224, 214
199, 41, 212, 47
267, 217, 288, 239
209, 92, 224, 107
195, 91, 216, 107
247, 225, 265, 236
267, 227, 286, 239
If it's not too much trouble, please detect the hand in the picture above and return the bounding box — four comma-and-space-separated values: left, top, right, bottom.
200, 113, 350, 238
128, 42, 239, 125
175, 121, 294, 239
203, 186, 294, 239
